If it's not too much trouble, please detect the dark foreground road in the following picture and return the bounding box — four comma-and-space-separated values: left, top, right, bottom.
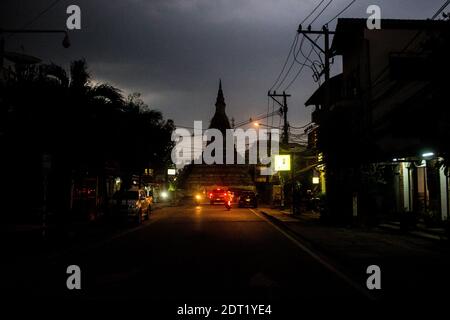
4, 205, 373, 313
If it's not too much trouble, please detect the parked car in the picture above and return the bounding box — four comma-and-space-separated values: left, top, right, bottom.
111, 189, 152, 223
208, 188, 228, 204
238, 191, 257, 208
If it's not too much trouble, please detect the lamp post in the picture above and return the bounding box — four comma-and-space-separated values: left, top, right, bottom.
0, 28, 70, 71
259, 122, 299, 213
0, 28, 70, 236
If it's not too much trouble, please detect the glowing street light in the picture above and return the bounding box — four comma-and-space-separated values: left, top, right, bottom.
253, 122, 279, 129
422, 152, 435, 158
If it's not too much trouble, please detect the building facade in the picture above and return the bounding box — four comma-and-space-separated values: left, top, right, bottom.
305, 18, 450, 224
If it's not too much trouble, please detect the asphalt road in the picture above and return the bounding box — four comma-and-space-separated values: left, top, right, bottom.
7, 205, 369, 307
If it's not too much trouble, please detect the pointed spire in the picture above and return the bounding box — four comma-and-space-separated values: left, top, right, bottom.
215, 78, 225, 108
210, 78, 231, 132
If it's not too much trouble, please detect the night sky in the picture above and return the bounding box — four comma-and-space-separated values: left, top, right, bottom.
1, 0, 442, 129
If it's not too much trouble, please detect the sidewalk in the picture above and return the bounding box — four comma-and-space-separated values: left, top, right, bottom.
258, 207, 450, 300
260, 207, 448, 241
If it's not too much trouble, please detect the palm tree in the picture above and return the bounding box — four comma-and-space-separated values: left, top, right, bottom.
1, 58, 175, 219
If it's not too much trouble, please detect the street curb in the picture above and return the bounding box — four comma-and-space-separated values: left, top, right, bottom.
376, 224, 448, 242
256, 209, 376, 301
259, 210, 342, 262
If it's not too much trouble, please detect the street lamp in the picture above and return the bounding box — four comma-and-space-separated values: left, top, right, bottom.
1, 29, 70, 69
0, 29, 70, 48
253, 122, 279, 129
62, 32, 71, 48
422, 152, 435, 158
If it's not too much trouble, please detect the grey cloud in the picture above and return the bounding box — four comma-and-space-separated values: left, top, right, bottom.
1, 0, 444, 127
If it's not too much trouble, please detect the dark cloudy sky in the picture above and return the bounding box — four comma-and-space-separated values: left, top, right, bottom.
1, 0, 443, 129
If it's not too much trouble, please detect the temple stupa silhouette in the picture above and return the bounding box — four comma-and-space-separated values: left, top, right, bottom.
179, 80, 255, 195
209, 79, 231, 134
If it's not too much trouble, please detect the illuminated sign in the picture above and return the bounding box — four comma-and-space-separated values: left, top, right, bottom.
167, 168, 176, 175
312, 177, 320, 184
274, 155, 291, 171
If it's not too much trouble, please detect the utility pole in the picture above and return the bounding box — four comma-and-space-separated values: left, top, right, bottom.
297, 24, 339, 218
268, 91, 291, 210
267, 91, 291, 145
297, 25, 335, 110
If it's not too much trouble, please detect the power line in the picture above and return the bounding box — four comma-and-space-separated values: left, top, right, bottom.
300, 0, 328, 25
285, 34, 322, 91
282, 0, 348, 91
298, 35, 323, 73
310, 0, 334, 25
290, 122, 313, 129
233, 110, 281, 128
7, 0, 64, 41
269, 33, 299, 91
432, 0, 450, 19
372, 0, 450, 89
271, 98, 275, 127
286, 0, 358, 91
269, 0, 334, 91
285, 45, 315, 90
325, 0, 357, 25
16, 0, 63, 31
274, 34, 300, 91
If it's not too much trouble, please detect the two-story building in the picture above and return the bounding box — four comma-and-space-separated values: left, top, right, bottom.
305, 18, 450, 225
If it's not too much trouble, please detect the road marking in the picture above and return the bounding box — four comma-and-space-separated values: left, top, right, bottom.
249, 209, 375, 300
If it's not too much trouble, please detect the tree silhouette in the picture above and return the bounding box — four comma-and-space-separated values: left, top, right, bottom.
0, 59, 174, 221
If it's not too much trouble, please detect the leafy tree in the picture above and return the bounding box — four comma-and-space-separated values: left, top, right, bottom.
0, 59, 174, 219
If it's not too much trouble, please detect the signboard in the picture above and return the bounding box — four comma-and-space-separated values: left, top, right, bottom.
274, 155, 291, 171
144, 168, 154, 176
167, 168, 176, 176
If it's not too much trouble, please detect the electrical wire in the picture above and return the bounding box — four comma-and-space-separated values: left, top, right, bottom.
325, 0, 357, 25
233, 110, 281, 128
290, 122, 313, 129
8, 0, 64, 39
285, 45, 315, 91
372, 0, 450, 90
269, 0, 336, 91
285, 34, 322, 91
269, 33, 299, 91
310, 0, 334, 25
432, 0, 450, 19
300, 0, 328, 25
274, 35, 300, 91
284, 0, 358, 91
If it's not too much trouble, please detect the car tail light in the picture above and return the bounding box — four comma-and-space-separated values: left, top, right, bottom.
224, 193, 227, 196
